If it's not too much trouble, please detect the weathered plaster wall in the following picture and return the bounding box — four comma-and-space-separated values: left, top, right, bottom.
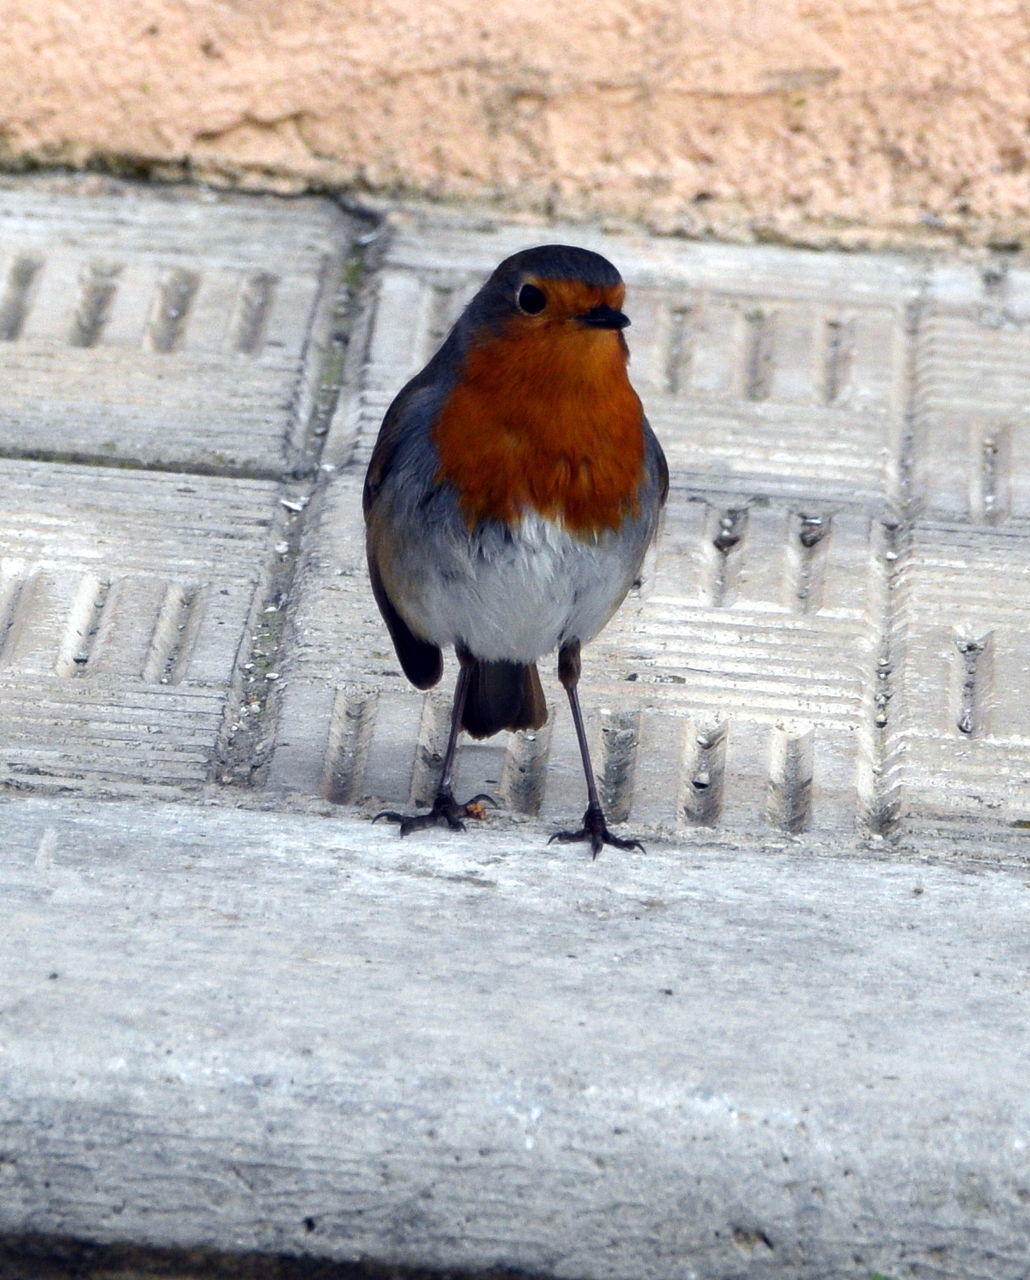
2, 0, 1028, 244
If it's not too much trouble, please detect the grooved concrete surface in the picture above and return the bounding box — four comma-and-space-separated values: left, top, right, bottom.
0, 184, 348, 474
0, 179, 1028, 1280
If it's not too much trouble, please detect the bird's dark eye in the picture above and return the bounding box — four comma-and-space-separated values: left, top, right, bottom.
516, 282, 547, 315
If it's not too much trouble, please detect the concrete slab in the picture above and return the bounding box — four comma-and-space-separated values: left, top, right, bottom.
887, 520, 1030, 849
271, 468, 888, 846
1, 795, 1028, 1280
0, 181, 356, 475
0, 459, 281, 789
913, 265, 1030, 522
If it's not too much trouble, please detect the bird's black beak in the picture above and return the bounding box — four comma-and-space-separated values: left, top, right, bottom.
577, 303, 630, 330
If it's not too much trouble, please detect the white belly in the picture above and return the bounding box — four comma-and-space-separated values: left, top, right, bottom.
397, 512, 638, 664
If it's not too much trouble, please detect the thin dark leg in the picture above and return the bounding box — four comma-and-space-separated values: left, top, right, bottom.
564, 655, 602, 814
436, 658, 471, 796
373, 650, 495, 836
548, 640, 644, 858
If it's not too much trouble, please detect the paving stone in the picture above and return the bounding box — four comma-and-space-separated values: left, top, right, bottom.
271, 483, 888, 842
0, 459, 281, 789
885, 520, 1030, 847
0, 183, 353, 475
912, 264, 1030, 521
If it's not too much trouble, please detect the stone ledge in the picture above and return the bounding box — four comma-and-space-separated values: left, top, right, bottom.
2, 795, 1027, 1280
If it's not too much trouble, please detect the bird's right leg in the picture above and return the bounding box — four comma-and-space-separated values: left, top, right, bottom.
373, 652, 495, 835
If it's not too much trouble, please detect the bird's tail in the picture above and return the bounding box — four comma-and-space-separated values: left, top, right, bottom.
461, 660, 547, 738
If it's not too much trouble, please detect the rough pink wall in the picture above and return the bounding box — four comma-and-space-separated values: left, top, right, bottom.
2, 0, 1027, 244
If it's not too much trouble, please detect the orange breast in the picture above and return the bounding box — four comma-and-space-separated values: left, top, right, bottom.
432, 321, 645, 537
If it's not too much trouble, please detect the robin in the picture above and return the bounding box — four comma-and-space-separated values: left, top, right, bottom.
364, 244, 668, 856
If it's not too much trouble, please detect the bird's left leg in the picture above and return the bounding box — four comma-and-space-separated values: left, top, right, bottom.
548, 639, 645, 858
373, 649, 495, 835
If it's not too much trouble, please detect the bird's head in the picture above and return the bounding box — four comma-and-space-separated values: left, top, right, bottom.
458, 244, 632, 385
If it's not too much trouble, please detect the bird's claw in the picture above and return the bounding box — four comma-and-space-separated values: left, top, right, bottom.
373, 790, 497, 837
548, 804, 646, 859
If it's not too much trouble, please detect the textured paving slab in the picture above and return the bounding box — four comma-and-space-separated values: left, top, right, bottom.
0, 182, 353, 475
1, 796, 1027, 1280
0, 459, 282, 790
913, 264, 1030, 521
273, 215, 1030, 858
270, 473, 887, 844
886, 520, 1030, 849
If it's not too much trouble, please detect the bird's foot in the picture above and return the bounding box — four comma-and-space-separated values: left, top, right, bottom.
548, 804, 645, 859
373, 788, 497, 837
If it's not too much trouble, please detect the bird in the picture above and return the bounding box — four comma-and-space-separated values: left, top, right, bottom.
363, 243, 668, 856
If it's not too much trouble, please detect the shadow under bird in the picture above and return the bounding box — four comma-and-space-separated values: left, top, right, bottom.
363, 243, 668, 856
